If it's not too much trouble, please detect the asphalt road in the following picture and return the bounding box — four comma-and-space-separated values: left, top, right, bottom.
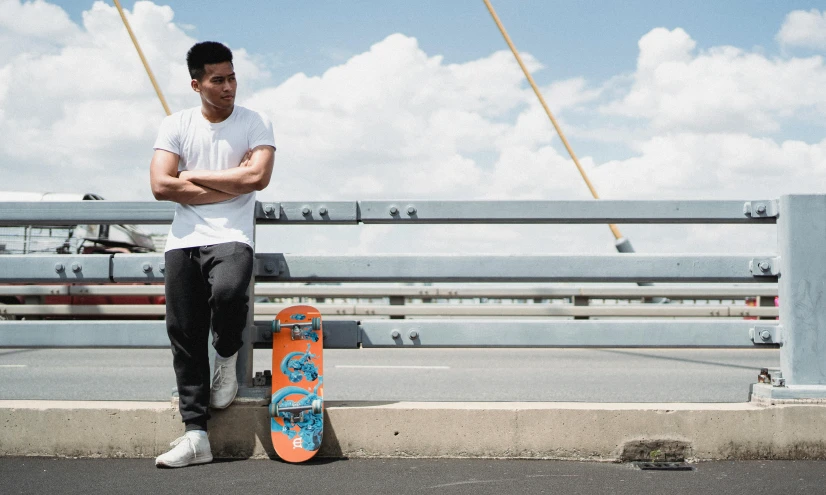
0, 347, 779, 402
2, 457, 825, 495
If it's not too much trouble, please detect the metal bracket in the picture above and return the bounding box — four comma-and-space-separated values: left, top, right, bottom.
749, 257, 780, 277
743, 200, 779, 219
253, 370, 272, 386
750, 325, 782, 345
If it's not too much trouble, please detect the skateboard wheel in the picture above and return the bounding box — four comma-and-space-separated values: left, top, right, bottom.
273, 320, 281, 334
311, 317, 321, 331
311, 399, 323, 415
269, 402, 278, 417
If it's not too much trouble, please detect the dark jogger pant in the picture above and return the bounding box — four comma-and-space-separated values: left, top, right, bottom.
164, 241, 254, 429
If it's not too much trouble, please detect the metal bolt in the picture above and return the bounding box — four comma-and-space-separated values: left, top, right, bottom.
389, 206, 399, 216
409, 330, 419, 340
319, 207, 328, 216
302, 207, 311, 216
265, 261, 277, 273
407, 206, 417, 215
391, 330, 401, 339
756, 204, 767, 214
54, 263, 64, 273
159, 262, 165, 273
263, 204, 275, 214
760, 330, 771, 341
142, 262, 152, 273
758, 262, 770, 272
71, 262, 82, 273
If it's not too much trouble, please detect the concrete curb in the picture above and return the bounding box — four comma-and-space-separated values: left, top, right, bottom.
3, 400, 826, 461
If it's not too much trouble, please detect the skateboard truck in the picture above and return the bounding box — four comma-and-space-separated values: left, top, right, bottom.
269, 399, 323, 418
272, 317, 322, 340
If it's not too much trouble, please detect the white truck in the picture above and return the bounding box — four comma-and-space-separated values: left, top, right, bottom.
0, 191, 159, 255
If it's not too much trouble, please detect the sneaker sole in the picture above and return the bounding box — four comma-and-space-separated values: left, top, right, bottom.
155, 455, 213, 469
210, 387, 239, 410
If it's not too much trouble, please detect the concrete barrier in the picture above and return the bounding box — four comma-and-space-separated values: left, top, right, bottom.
3, 399, 826, 461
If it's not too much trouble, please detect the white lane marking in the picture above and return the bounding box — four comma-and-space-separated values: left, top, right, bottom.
335, 365, 449, 370
0, 365, 26, 368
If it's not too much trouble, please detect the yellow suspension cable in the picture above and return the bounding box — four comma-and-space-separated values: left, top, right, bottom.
482, 0, 622, 240
113, 0, 171, 116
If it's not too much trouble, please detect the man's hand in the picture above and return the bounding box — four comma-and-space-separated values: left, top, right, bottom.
179, 145, 275, 195
239, 149, 253, 167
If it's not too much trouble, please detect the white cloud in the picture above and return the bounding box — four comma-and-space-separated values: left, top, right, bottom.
777, 9, 826, 50
0, 0, 79, 42
602, 27, 826, 134
594, 133, 826, 200
244, 34, 547, 201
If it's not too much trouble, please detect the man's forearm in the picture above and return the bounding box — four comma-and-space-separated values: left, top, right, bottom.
181, 167, 266, 196
155, 176, 237, 205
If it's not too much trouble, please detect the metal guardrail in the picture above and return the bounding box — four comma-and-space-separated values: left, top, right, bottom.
1, 195, 823, 401
0, 199, 778, 225
0, 283, 781, 298
0, 253, 778, 283
0, 320, 761, 348
0, 303, 780, 318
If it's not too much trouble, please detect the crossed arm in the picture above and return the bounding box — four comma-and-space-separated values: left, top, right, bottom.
150, 145, 275, 205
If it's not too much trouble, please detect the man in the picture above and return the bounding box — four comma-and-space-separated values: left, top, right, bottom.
149, 41, 276, 468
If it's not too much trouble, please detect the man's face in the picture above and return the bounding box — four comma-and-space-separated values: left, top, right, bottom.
192, 61, 236, 110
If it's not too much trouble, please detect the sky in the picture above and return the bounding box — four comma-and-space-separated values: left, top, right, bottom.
2, 0, 826, 256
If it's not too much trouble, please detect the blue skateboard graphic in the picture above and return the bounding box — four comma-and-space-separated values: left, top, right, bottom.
269, 379, 323, 452
281, 344, 319, 383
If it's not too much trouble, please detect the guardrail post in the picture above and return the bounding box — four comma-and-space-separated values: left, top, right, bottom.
759, 194, 826, 399
758, 295, 776, 320
573, 296, 589, 320
389, 296, 405, 320
236, 234, 256, 388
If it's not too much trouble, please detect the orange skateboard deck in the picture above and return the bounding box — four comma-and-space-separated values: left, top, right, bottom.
269, 305, 323, 463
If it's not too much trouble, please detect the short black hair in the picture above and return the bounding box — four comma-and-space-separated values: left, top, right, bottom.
186, 41, 233, 81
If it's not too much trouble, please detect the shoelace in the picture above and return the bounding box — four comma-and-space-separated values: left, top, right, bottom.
170, 436, 197, 458
212, 363, 227, 389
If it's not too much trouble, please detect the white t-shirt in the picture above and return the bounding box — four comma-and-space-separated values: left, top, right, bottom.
153, 105, 276, 252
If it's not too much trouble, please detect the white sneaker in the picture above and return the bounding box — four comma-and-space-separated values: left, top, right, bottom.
155, 431, 213, 468
210, 352, 238, 409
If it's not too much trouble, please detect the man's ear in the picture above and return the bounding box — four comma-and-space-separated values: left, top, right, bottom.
191, 79, 200, 93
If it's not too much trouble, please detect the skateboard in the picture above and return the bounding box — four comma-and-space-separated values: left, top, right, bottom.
269, 305, 324, 463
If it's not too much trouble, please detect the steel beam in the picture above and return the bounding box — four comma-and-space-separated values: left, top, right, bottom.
0, 201, 176, 226
0, 320, 357, 349
0, 201, 359, 226
359, 320, 773, 347
255, 254, 776, 283
110, 254, 164, 283
0, 319, 774, 348
358, 320, 774, 347
255, 201, 358, 224
0, 303, 779, 318
0, 254, 778, 284
358, 200, 777, 224
0, 284, 780, 299
0, 255, 112, 283
0, 200, 780, 226
0, 321, 171, 347
0, 286, 70, 296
